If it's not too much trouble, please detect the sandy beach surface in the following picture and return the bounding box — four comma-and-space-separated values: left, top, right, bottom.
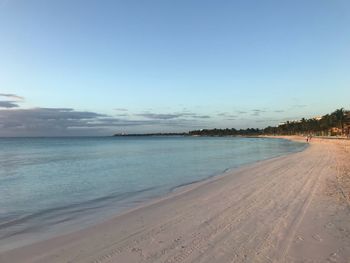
1, 137, 350, 263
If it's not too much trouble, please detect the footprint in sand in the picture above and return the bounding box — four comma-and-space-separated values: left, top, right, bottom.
327, 252, 339, 262
325, 222, 334, 229
312, 234, 322, 242
295, 235, 304, 243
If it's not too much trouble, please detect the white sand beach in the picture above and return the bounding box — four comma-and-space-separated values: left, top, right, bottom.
1, 137, 349, 263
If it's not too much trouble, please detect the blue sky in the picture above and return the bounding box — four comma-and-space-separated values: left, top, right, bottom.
0, 0, 349, 136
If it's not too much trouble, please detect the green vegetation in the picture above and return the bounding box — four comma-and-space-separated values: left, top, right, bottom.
114, 108, 350, 137
189, 108, 350, 137
188, 128, 261, 136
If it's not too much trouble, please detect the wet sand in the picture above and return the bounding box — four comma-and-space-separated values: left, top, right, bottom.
1, 137, 349, 262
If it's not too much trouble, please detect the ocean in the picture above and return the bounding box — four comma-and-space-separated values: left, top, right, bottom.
0, 136, 306, 250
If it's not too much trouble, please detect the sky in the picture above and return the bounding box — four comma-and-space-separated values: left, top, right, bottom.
0, 0, 350, 136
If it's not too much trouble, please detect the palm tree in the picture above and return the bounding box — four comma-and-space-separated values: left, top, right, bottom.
332, 108, 346, 134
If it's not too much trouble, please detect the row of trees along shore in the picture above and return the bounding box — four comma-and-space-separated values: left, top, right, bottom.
188, 108, 350, 137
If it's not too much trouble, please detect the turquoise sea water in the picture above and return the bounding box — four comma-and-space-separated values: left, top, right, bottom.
0, 136, 305, 250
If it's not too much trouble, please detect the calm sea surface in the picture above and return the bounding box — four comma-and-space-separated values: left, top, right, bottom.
0, 136, 306, 250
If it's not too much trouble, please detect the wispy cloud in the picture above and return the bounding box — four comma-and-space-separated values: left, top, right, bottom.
0, 94, 213, 136
288, 98, 308, 110
0, 107, 211, 136
0, 93, 24, 100
0, 107, 157, 136
255, 119, 280, 123
114, 113, 129, 117
217, 112, 238, 118
136, 113, 182, 120
136, 112, 211, 120
0, 93, 24, 108
195, 115, 211, 119
250, 109, 266, 116
0, 101, 20, 108
0, 107, 105, 125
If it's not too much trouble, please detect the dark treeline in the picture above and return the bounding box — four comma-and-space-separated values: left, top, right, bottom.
114, 108, 350, 137
189, 108, 350, 137
188, 128, 262, 136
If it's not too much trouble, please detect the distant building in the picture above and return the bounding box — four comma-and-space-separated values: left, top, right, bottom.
330, 127, 343, 136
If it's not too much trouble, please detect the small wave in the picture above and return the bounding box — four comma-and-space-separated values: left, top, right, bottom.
0, 186, 158, 238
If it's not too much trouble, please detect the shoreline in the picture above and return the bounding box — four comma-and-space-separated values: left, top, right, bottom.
0, 137, 304, 253
1, 136, 350, 262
